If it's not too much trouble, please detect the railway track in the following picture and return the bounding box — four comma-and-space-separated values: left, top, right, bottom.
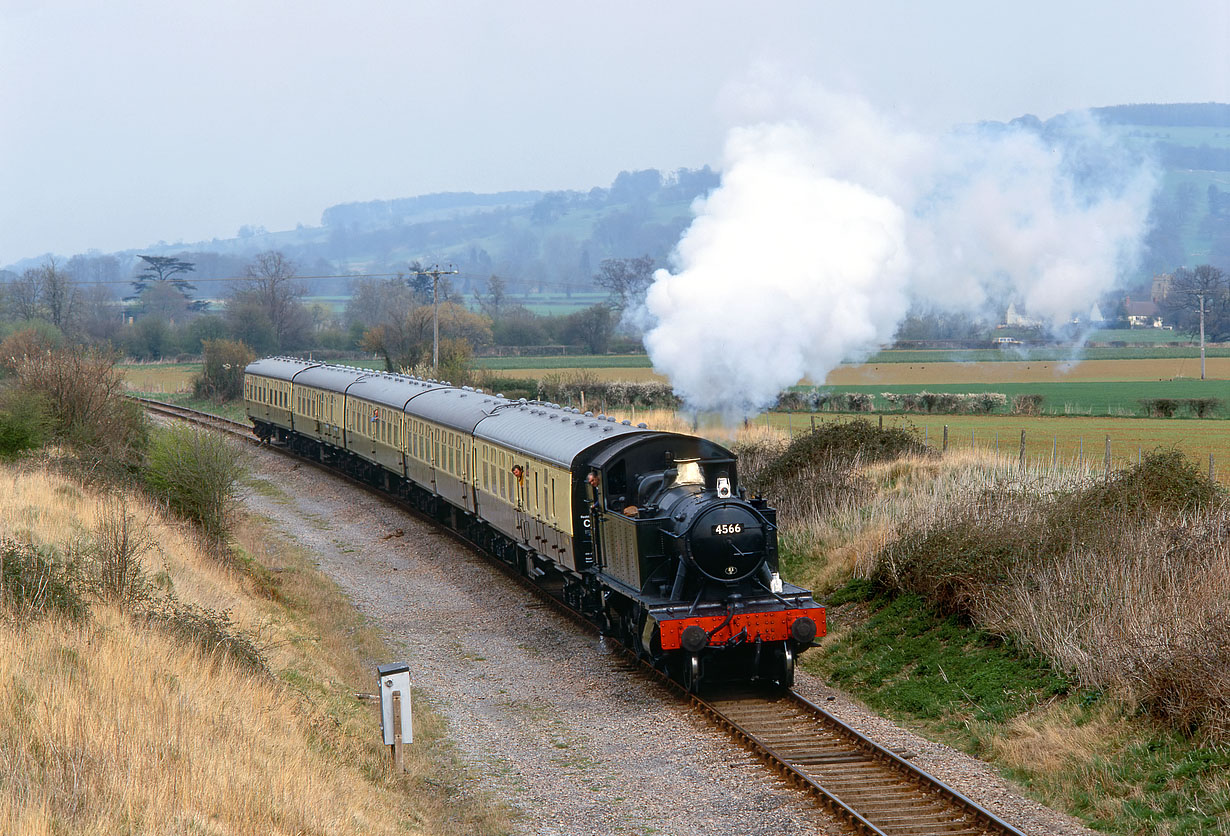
141, 398, 1031, 836
695, 687, 1025, 836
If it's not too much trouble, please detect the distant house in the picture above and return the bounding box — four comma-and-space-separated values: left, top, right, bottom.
1125, 296, 1163, 328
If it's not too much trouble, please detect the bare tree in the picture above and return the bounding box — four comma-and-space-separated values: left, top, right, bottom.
1161, 265, 1230, 341
594, 255, 655, 313
39, 258, 79, 331
239, 250, 306, 349
10, 267, 44, 321
9, 259, 79, 330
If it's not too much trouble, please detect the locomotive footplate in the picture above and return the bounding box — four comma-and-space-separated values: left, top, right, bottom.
644, 591, 825, 652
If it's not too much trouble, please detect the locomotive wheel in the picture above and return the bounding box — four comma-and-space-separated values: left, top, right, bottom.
681, 654, 702, 694
774, 644, 795, 689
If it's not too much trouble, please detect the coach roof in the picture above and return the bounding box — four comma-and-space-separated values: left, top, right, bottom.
475, 401, 647, 468
291, 364, 370, 392
347, 373, 446, 411
402, 387, 502, 432
244, 356, 319, 382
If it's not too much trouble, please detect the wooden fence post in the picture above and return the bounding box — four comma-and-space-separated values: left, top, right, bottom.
878, 415, 883, 430
1104, 435, 1111, 477
942, 424, 948, 452
1019, 430, 1026, 470
1051, 436, 1056, 469
1211, 453, 1216, 482
392, 691, 405, 773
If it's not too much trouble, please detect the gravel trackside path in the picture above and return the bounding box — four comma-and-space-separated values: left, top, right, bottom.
240, 448, 1098, 836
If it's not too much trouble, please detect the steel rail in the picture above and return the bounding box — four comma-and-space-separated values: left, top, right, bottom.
141, 399, 1030, 836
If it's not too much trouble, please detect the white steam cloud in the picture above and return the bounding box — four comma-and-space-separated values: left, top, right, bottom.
642, 81, 1157, 416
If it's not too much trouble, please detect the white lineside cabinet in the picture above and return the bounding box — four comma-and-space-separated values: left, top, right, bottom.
378, 662, 413, 744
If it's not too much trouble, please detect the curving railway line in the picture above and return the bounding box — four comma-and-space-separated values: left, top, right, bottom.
140, 397, 1030, 836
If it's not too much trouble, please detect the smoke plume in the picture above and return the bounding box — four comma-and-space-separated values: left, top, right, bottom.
642, 81, 1157, 416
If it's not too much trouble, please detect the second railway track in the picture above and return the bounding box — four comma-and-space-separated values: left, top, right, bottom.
143, 397, 1032, 836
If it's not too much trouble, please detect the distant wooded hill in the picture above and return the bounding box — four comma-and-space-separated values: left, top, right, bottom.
15, 103, 1228, 301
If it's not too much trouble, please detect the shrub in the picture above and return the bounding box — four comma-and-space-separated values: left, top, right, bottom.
140, 600, 267, 676
1010, 393, 1044, 415
1184, 397, 1223, 418
89, 496, 155, 611
0, 325, 63, 377
840, 392, 874, 412
967, 392, 1008, 413
1139, 397, 1179, 418
1, 538, 86, 622
0, 387, 52, 460
934, 392, 961, 413
8, 342, 148, 468
144, 425, 247, 542
192, 339, 254, 402
749, 419, 931, 489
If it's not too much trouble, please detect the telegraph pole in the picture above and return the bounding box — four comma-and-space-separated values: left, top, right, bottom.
1199, 293, 1206, 380
411, 263, 457, 377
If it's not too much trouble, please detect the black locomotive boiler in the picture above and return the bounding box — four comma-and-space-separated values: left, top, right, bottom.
245, 357, 824, 689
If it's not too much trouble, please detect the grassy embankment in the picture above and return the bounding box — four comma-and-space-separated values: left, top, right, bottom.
734, 421, 1230, 836
0, 457, 509, 835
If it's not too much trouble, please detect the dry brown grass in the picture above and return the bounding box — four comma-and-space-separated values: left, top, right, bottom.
986, 697, 1131, 776
0, 461, 508, 835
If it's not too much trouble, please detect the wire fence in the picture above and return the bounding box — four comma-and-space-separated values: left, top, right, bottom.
774, 412, 1224, 484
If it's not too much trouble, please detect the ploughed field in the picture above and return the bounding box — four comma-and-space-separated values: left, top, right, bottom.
477, 355, 1230, 386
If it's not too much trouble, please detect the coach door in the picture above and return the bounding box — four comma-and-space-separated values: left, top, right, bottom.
468, 446, 478, 514
512, 462, 530, 546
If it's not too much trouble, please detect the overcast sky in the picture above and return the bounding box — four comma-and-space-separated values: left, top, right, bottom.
2, 0, 1227, 266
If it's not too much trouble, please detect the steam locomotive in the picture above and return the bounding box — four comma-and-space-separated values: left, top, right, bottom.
244, 357, 824, 689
